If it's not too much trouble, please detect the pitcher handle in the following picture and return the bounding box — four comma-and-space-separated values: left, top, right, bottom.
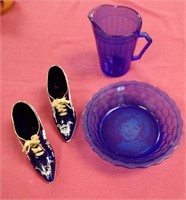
132, 32, 152, 61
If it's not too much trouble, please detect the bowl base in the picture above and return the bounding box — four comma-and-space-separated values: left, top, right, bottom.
100, 105, 160, 158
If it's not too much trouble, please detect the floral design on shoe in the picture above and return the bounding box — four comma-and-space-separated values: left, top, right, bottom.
12, 102, 55, 182
47, 65, 77, 142
57, 120, 73, 137
35, 155, 54, 180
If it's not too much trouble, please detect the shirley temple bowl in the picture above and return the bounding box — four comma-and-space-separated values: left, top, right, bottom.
82, 81, 183, 168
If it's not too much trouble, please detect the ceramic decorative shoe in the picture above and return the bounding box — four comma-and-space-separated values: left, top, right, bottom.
12, 102, 55, 182
47, 65, 77, 142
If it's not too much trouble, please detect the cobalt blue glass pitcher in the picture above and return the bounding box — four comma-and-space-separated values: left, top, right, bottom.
88, 4, 152, 77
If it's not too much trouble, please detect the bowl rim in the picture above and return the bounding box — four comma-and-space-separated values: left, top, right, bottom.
82, 81, 183, 168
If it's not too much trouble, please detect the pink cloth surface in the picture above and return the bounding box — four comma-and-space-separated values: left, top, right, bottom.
1, 0, 185, 199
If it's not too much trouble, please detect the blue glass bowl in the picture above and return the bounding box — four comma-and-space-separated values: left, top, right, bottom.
82, 81, 183, 168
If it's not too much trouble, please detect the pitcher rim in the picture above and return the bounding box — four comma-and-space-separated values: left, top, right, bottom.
88, 4, 142, 38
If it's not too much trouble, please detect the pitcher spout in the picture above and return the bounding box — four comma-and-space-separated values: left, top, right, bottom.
88, 5, 110, 36
87, 7, 99, 28
88, 9, 94, 22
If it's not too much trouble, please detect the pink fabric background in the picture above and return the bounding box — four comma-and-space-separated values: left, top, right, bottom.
1, 0, 185, 199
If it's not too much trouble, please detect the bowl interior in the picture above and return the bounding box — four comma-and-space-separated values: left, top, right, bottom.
100, 105, 160, 158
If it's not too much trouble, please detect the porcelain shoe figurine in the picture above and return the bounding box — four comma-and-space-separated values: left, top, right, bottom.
47, 65, 77, 142
12, 102, 55, 182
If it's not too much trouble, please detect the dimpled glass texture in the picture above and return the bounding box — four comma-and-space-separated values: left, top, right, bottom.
82, 81, 183, 168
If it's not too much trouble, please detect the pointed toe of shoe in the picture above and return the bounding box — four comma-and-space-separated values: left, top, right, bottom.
34, 154, 56, 183
63, 134, 73, 143
40, 168, 55, 183
63, 122, 77, 142
45, 169, 55, 183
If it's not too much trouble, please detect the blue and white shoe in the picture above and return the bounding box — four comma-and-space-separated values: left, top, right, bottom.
47, 65, 77, 142
12, 102, 55, 182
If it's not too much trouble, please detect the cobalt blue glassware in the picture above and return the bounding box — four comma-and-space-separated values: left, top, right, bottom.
47, 65, 77, 142
12, 102, 55, 182
88, 4, 152, 77
82, 81, 183, 168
